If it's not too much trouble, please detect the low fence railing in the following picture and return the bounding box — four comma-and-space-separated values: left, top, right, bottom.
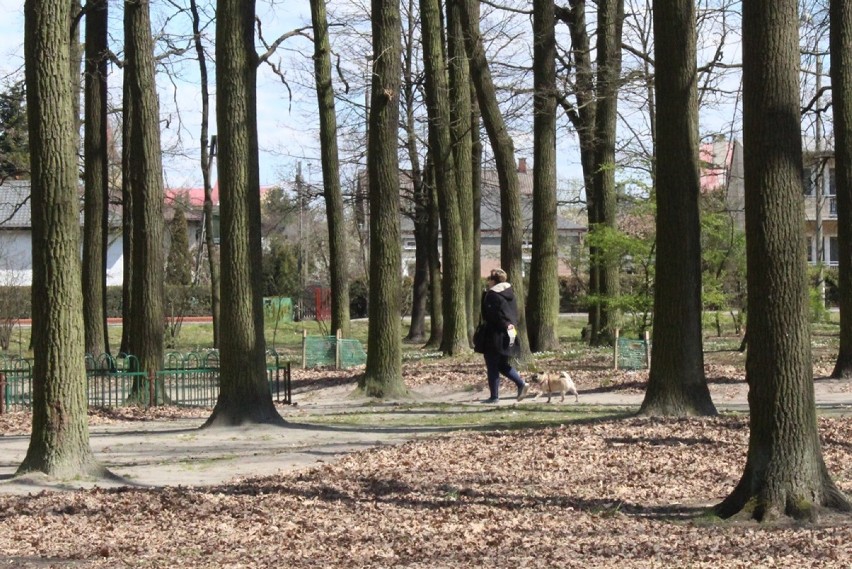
0, 350, 292, 413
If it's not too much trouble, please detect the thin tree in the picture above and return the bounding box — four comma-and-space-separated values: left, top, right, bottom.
205, 0, 285, 425
310, 0, 351, 338
590, 0, 624, 346
447, 0, 476, 336
82, 0, 110, 357
119, 72, 134, 356
457, 0, 530, 360
639, 0, 716, 416
526, 0, 560, 353
189, 0, 221, 348
166, 206, 192, 286
715, 0, 850, 521
17, 0, 100, 478
125, 0, 165, 381
359, 0, 406, 397
421, 0, 468, 355
831, 0, 852, 378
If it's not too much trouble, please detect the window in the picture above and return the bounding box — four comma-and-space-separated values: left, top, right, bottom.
802, 167, 814, 195
830, 236, 839, 266
830, 197, 838, 218
829, 168, 837, 196
807, 237, 814, 264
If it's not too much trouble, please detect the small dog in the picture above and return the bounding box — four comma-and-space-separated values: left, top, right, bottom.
529, 371, 579, 403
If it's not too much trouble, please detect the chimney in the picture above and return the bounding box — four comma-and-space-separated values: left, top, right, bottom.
518, 157, 527, 174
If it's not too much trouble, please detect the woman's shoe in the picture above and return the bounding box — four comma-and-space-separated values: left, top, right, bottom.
482, 397, 499, 404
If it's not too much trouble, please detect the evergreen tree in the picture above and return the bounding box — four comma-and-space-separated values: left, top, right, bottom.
166, 207, 193, 286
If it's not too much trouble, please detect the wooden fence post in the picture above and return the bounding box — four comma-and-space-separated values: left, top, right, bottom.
613, 328, 620, 371
302, 329, 308, 369
644, 330, 651, 369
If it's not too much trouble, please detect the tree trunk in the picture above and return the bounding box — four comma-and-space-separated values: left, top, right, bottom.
421, 0, 468, 356
526, 0, 560, 353
120, 74, 133, 356
590, 0, 624, 346
471, 86, 483, 325
402, 10, 428, 343
640, 0, 716, 416
189, 0, 220, 349
425, 163, 444, 349
310, 0, 351, 339
17, 0, 100, 478
205, 0, 284, 425
716, 0, 850, 521
125, 0, 165, 387
82, 0, 109, 357
358, 0, 406, 397
559, 0, 598, 342
447, 0, 476, 339
457, 0, 530, 361
831, 0, 852, 378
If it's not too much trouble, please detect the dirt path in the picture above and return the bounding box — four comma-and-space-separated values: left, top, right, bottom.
2, 377, 852, 496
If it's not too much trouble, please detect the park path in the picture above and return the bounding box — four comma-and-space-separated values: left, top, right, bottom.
1, 377, 851, 495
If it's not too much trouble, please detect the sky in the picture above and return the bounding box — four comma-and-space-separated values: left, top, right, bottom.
0, 0, 754, 199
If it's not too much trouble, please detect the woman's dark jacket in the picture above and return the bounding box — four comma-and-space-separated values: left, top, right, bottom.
480, 283, 521, 356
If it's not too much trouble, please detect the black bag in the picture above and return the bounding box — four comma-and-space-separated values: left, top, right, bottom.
473, 323, 487, 354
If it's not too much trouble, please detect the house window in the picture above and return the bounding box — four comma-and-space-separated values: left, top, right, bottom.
829, 168, 837, 196
829, 236, 839, 266
807, 237, 814, 264
802, 167, 814, 195
830, 197, 838, 218
403, 240, 416, 250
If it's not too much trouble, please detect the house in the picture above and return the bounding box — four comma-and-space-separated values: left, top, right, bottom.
0, 179, 209, 286
700, 138, 837, 267
397, 158, 587, 278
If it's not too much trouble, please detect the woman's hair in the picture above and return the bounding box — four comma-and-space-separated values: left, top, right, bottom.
490, 268, 508, 283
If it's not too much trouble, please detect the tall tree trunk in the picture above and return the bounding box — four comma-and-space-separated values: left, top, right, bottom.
120, 74, 133, 356
526, 0, 560, 353
640, 0, 716, 416
422, 0, 468, 356
358, 0, 406, 397
831, 0, 852, 378
18, 0, 100, 478
205, 0, 284, 425
125, 0, 165, 384
457, 0, 530, 361
716, 0, 850, 521
425, 161, 444, 349
189, 0, 221, 348
310, 0, 351, 339
590, 0, 624, 346
471, 86, 483, 325
402, 5, 428, 343
562, 0, 598, 341
83, 0, 109, 357
447, 0, 475, 338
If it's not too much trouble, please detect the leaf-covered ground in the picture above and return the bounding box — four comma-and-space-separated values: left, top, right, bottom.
2, 353, 852, 567
2, 415, 852, 568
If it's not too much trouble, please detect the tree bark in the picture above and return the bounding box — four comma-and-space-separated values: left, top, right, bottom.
18, 0, 100, 478
421, 0, 468, 356
831, 0, 852, 378
205, 0, 284, 425
119, 72, 133, 356
447, 0, 476, 339
189, 0, 221, 349
560, 0, 598, 341
125, 0, 165, 385
82, 0, 110, 357
457, 0, 530, 361
526, 0, 560, 353
358, 0, 406, 397
639, 0, 716, 416
590, 0, 624, 346
402, 3, 428, 343
716, 0, 850, 520
425, 162, 444, 349
310, 0, 351, 339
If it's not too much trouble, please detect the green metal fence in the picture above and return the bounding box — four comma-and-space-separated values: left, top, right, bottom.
303, 335, 367, 369
0, 355, 32, 413
0, 350, 292, 413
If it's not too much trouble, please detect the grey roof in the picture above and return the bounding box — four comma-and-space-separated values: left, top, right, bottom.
0, 180, 32, 228
0, 179, 125, 229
